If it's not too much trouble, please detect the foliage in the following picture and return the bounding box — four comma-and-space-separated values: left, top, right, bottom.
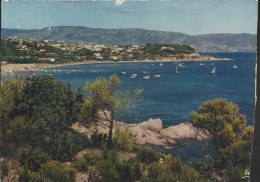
0, 76, 87, 161
0, 162, 9, 180
190, 98, 246, 149
113, 127, 134, 152
18, 147, 49, 172
81, 74, 142, 149
74, 158, 89, 172
146, 154, 202, 182
1, 39, 95, 64
90, 131, 107, 148
98, 150, 142, 182
190, 98, 253, 181
40, 161, 75, 182
83, 153, 100, 165
137, 148, 159, 164
19, 167, 42, 182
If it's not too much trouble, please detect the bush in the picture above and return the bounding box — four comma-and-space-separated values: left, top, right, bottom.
83, 153, 100, 165
40, 161, 75, 182
98, 150, 142, 182
18, 147, 49, 172
19, 167, 42, 182
0, 162, 9, 180
90, 130, 107, 148
113, 127, 134, 152
137, 148, 159, 164
74, 158, 89, 172
49, 131, 90, 161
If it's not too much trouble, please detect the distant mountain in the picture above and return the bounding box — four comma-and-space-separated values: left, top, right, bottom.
1, 26, 256, 52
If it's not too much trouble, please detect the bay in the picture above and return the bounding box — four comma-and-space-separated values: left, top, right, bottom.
2, 52, 256, 162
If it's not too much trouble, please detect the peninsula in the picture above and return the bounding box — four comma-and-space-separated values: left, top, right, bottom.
1, 37, 230, 75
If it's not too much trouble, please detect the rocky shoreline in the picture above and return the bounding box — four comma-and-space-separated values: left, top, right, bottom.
1, 55, 231, 76
72, 118, 212, 150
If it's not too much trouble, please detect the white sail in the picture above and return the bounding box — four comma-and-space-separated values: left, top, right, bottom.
176, 66, 179, 74
210, 67, 216, 74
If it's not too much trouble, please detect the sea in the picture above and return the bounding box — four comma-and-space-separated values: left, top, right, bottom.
2, 52, 256, 162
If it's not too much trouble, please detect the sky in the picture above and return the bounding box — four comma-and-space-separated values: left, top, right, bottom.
1, 0, 257, 35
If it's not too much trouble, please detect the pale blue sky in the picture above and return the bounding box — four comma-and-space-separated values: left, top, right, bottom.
1, 1, 257, 35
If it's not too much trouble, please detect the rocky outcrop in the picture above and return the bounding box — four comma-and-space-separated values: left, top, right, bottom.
160, 123, 212, 142
72, 118, 212, 150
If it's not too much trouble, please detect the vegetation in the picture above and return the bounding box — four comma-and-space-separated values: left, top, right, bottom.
137, 148, 160, 164
1, 39, 95, 63
81, 74, 142, 149
0, 75, 89, 161
190, 98, 253, 181
113, 127, 135, 152
0, 76, 253, 182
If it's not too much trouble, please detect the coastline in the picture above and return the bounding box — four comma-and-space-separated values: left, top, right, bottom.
1, 57, 232, 76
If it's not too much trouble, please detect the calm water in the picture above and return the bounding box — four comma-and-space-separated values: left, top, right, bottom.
2, 52, 256, 162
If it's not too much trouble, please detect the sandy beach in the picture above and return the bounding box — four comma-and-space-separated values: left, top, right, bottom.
1, 56, 231, 76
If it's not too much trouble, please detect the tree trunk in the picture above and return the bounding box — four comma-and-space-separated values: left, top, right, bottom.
107, 111, 114, 149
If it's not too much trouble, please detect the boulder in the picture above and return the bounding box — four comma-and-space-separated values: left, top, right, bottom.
137, 118, 163, 133
160, 123, 212, 141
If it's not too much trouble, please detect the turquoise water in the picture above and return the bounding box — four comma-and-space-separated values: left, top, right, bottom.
2, 52, 256, 162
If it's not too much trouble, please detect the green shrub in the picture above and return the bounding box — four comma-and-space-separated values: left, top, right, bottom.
90, 131, 107, 148
18, 147, 49, 172
0, 162, 9, 180
74, 158, 89, 172
137, 148, 159, 164
49, 131, 90, 161
113, 127, 134, 152
40, 161, 75, 182
98, 150, 142, 182
83, 153, 99, 165
19, 167, 42, 182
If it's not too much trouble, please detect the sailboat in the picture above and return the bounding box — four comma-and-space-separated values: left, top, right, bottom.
200, 62, 204, 66
176, 65, 179, 74
210, 66, 216, 74
232, 65, 238, 69
143, 75, 150, 80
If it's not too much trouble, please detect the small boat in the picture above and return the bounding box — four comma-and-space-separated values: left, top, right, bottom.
154, 75, 160, 78
151, 63, 154, 66
131, 74, 137, 77
121, 72, 126, 74
176, 66, 179, 74
232, 65, 238, 69
200, 62, 204, 66
140, 71, 148, 74
143, 75, 150, 80
178, 63, 184, 67
211, 63, 215, 66
210, 66, 216, 74
131, 75, 136, 79
159, 63, 163, 66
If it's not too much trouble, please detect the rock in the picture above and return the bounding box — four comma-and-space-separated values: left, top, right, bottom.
76, 172, 88, 182
137, 118, 163, 133
160, 123, 211, 141
127, 125, 167, 147
163, 146, 175, 150
166, 138, 177, 145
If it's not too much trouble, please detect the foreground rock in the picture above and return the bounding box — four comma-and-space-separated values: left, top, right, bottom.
72, 118, 212, 150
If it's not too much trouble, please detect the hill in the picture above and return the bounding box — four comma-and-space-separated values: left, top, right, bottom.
1, 26, 256, 52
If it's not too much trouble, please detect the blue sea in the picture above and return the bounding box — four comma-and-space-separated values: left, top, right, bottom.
2, 52, 256, 162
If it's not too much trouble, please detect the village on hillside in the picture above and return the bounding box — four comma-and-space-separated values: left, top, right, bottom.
1, 36, 216, 64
